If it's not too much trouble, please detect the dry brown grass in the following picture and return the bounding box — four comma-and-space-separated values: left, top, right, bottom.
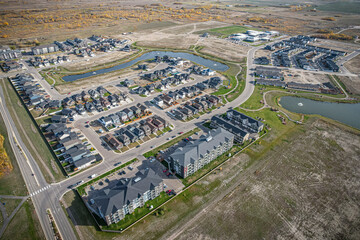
175, 119, 360, 240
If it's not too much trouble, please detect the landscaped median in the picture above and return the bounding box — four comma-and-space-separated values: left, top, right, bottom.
77, 158, 138, 196
143, 128, 201, 159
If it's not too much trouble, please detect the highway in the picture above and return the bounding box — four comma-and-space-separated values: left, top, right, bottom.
0, 86, 76, 240
0, 38, 357, 240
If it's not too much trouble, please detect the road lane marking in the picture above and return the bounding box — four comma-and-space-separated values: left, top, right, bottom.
12, 132, 40, 186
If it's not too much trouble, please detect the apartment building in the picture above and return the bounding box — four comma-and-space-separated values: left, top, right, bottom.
86, 168, 164, 225
168, 128, 234, 178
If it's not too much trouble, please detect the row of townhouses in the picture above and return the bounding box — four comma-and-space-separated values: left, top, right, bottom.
211, 109, 264, 144
170, 95, 220, 120
113, 115, 168, 148
44, 122, 100, 172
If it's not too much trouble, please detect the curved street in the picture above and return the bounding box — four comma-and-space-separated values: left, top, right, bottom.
0, 37, 357, 239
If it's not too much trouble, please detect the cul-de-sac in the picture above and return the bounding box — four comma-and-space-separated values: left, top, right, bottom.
0, 1, 359, 239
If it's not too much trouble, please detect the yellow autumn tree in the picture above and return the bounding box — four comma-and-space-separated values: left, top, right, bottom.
0, 135, 13, 177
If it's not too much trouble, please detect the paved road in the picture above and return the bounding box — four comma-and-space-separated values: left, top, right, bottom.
0, 85, 76, 240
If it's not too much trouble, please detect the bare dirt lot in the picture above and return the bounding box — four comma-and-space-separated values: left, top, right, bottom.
311, 39, 359, 53
56, 67, 136, 94
198, 37, 250, 62
64, 50, 135, 72
344, 54, 360, 75
255, 49, 272, 59
173, 119, 360, 240
283, 71, 331, 84
338, 76, 360, 95
135, 33, 199, 50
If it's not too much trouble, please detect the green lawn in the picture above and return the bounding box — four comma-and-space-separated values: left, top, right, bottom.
226, 65, 246, 102
0, 113, 27, 196
0, 198, 22, 216
1, 79, 65, 183
213, 63, 240, 96
199, 25, 256, 38
1, 200, 45, 240
143, 128, 200, 158
240, 85, 280, 110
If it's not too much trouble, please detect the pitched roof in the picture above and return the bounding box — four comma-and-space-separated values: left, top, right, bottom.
169, 128, 233, 167
89, 168, 163, 216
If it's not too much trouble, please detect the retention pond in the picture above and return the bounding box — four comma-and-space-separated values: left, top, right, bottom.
279, 96, 360, 129
62, 51, 229, 82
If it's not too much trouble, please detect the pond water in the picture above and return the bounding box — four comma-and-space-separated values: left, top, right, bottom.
279, 96, 360, 129
62, 51, 229, 82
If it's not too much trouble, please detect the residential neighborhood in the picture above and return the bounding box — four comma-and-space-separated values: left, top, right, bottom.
0, 3, 359, 240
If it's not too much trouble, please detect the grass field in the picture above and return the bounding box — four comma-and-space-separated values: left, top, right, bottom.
0, 79, 65, 183
226, 65, 246, 102
0, 113, 27, 196
240, 85, 281, 110
174, 118, 360, 240
1, 200, 45, 240
0, 198, 22, 216
197, 25, 256, 38
213, 64, 240, 96
317, 2, 360, 14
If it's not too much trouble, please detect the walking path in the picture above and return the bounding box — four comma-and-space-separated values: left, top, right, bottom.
0, 196, 28, 238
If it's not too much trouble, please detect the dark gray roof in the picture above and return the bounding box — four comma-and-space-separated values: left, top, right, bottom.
73, 155, 96, 168
169, 128, 233, 167
227, 109, 264, 130
211, 116, 249, 138
89, 168, 163, 216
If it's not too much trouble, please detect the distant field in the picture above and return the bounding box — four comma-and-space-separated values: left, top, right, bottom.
196, 25, 256, 37
317, 2, 360, 14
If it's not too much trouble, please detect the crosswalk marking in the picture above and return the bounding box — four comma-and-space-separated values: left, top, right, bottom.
29, 185, 52, 197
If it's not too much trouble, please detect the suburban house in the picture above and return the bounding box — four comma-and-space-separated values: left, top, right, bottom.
73, 155, 97, 171
123, 79, 135, 87
51, 115, 67, 123
153, 97, 164, 108
116, 111, 129, 123
122, 108, 134, 120
86, 168, 164, 225
104, 134, 123, 150
117, 133, 131, 146
168, 128, 234, 178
